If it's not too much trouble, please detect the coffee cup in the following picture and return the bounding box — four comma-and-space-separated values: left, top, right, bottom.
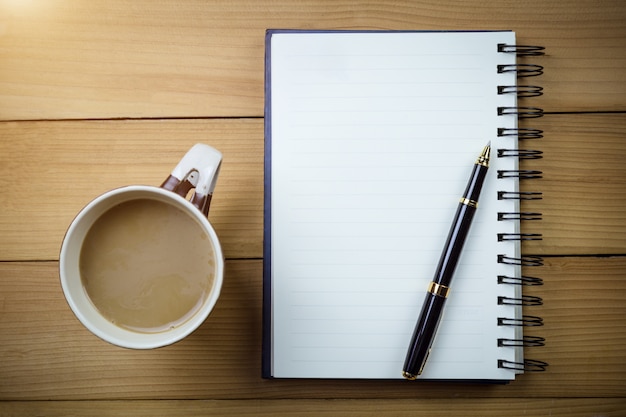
59, 144, 224, 349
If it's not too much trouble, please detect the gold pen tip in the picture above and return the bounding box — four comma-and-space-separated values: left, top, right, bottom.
476, 142, 490, 167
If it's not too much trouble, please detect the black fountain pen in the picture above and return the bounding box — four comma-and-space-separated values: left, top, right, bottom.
402, 142, 491, 380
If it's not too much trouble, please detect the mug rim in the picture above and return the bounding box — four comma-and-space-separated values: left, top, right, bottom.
59, 185, 224, 349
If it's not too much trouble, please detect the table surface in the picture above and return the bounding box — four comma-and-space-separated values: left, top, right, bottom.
1, 1, 625, 416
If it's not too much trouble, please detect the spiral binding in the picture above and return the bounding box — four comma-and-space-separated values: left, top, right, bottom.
498, 295, 543, 306
497, 170, 543, 180
495, 43, 547, 373
497, 149, 543, 159
497, 64, 544, 77
498, 233, 543, 241
498, 85, 544, 97
498, 128, 543, 140
498, 275, 544, 285
498, 255, 544, 267
498, 359, 549, 372
498, 315, 544, 327
497, 44, 546, 56
498, 191, 543, 200
497, 212, 542, 221
498, 336, 546, 347
498, 106, 544, 118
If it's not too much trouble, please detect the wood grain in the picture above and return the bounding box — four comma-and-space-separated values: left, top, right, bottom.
0, 0, 625, 121
0, 257, 624, 401
521, 113, 626, 255
1, 114, 624, 262
1, 398, 625, 417
0, 119, 263, 261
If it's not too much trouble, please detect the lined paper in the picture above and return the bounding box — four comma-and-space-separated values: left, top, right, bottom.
266, 31, 521, 380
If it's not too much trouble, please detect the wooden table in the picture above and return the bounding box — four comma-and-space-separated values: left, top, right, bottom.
1, 1, 625, 415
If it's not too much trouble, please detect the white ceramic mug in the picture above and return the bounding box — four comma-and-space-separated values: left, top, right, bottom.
59, 144, 224, 349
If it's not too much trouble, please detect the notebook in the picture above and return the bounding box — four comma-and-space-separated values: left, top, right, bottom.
262, 30, 546, 381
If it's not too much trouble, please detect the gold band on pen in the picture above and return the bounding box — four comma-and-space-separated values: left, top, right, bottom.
427, 282, 450, 298
459, 197, 478, 208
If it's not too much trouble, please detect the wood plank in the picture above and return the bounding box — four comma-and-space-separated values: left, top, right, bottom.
1, 114, 625, 261
521, 113, 626, 255
0, 119, 264, 261
0, 0, 624, 120
0, 257, 624, 400
1, 398, 625, 417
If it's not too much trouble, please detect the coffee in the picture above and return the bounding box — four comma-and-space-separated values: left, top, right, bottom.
79, 198, 216, 333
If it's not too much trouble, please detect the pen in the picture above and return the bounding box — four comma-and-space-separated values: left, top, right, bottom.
402, 142, 491, 379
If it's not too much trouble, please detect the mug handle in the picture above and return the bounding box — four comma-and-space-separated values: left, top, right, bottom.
161, 144, 222, 216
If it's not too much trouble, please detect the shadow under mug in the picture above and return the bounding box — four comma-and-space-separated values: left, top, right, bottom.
59, 144, 224, 349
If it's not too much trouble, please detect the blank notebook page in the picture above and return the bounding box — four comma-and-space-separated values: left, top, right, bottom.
266, 31, 521, 380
